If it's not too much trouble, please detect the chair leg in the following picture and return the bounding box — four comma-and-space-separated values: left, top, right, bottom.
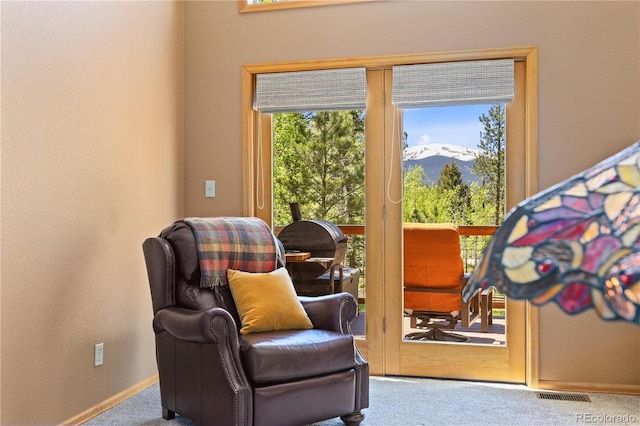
340, 410, 365, 426
481, 288, 494, 333
461, 299, 471, 328
461, 293, 481, 328
162, 407, 176, 420
472, 293, 480, 318
410, 316, 418, 328
405, 328, 468, 342
405, 317, 468, 342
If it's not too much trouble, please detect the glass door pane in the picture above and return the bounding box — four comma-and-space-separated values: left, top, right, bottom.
271, 110, 367, 337
401, 105, 507, 347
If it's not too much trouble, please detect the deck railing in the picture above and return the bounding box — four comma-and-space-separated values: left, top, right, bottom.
275, 224, 499, 302
457, 225, 498, 273
329, 225, 498, 273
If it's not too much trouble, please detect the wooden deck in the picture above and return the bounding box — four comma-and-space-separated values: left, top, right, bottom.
351, 312, 506, 346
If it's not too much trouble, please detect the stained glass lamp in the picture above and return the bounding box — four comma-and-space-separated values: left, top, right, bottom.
463, 141, 640, 325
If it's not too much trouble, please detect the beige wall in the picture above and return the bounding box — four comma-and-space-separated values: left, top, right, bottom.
184, 0, 639, 387
1, 0, 638, 424
1, 1, 184, 424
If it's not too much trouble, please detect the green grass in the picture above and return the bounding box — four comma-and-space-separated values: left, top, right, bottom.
492, 308, 505, 317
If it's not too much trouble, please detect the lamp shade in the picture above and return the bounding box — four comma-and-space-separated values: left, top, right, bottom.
463, 142, 640, 324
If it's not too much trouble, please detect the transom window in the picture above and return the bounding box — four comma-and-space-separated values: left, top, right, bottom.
238, 0, 375, 14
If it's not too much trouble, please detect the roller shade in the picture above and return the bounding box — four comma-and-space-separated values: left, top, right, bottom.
255, 67, 367, 113
392, 59, 514, 108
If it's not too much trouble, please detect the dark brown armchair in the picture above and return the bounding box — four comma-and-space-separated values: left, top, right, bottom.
142, 218, 368, 426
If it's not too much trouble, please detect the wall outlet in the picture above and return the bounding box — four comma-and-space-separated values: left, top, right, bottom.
94, 343, 104, 367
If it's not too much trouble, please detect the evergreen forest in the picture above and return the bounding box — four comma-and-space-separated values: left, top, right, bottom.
272, 105, 506, 228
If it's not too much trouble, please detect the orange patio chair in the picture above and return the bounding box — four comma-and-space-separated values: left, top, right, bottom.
403, 222, 481, 342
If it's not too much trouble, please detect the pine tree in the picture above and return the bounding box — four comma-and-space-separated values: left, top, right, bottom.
437, 160, 464, 191
472, 104, 506, 225
273, 110, 365, 225
273, 112, 310, 224
437, 160, 470, 224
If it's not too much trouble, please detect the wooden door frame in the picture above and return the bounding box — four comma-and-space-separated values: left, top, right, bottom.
383, 60, 533, 383
241, 46, 539, 385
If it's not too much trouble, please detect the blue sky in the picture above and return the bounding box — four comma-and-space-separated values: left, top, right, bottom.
403, 104, 493, 149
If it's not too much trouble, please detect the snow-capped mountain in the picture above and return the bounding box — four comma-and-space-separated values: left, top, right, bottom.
403, 143, 481, 185
403, 143, 480, 162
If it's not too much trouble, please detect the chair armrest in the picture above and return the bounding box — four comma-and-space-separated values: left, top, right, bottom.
153, 306, 240, 344
299, 292, 358, 334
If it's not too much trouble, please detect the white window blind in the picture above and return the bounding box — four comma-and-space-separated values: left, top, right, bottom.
392, 59, 514, 108
255, 68, 367, 113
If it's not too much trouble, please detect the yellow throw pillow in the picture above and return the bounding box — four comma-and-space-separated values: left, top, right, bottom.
227, 267, 314, 335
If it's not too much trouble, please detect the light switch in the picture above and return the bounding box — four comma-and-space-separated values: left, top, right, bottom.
205, 180, 216, 198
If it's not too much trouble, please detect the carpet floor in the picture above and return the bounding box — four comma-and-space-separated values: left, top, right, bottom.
84, 376, 639, 426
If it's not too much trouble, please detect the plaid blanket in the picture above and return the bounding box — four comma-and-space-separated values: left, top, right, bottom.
181, 217, 278, 288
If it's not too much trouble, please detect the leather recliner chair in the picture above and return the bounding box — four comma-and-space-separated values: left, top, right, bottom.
142, 219, 369, 426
